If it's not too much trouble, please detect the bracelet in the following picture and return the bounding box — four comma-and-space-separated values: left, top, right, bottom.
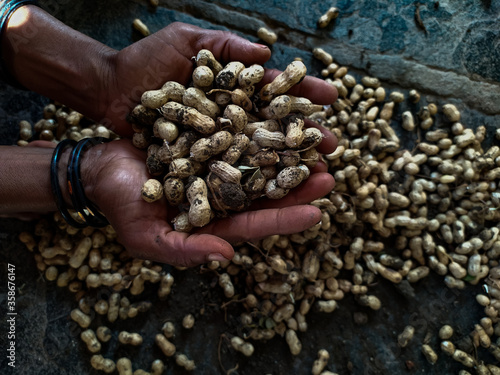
50, 137, 111, 228
67, 137, 111, 228
50, 138, 87, 228
0, 0, 38, 88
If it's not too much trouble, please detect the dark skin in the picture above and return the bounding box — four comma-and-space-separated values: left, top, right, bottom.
97, 22, 338, 137
2, 7, 338, 267
84, 140, 337, 266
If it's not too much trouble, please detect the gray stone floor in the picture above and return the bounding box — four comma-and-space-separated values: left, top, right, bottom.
0, 0, 499, 374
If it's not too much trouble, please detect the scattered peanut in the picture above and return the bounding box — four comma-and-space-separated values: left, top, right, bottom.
231, 336, 255, 357
257, 27, 278, 44
132, 18, 150, 37
15, 32, 500, 375
91, 355, 116, 373
318, 7, 340, 28
312, 349, 330, 375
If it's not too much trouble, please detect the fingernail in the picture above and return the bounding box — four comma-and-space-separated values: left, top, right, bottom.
254, 43, 270, 49
207, 253, 230, 262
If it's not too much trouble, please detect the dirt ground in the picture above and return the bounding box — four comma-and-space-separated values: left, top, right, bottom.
0, 213, 485, 374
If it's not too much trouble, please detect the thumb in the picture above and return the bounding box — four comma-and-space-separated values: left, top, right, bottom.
120, 222, 235, 267
199, 31, 272, 65
156, 231, 235, 267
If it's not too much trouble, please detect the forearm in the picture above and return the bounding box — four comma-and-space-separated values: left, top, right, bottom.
0, 145, 57, 213
1, 4, 116, 123
0, 141, 105, 214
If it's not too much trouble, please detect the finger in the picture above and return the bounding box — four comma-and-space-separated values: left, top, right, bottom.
158, 231, 235, 266
196, 29, 271, 65
24, 140, 55, 148
122, 221, 235, 267
261, 70, 338, 105
305, 118, 338, 155
310, 159, 328, 173
197, 205, 322, 244
250, 172, 335, 211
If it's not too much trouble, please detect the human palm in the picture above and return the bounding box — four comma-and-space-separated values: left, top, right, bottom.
88, 139, 335, 267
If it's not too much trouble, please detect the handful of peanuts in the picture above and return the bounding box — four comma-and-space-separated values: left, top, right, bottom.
130, 50, 324, 231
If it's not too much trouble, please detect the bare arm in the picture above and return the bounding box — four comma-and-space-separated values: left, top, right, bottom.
0, 140, 335, 267
0, 5, 339, 267
0, 144, 56, 213
1, 5, 115, 127
2, 6, 336, 138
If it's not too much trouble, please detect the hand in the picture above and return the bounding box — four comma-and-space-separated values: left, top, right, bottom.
83, 139, 336, 267
4, 9, 337, 138
87, 22, 338, 267
99, 22, 337, 137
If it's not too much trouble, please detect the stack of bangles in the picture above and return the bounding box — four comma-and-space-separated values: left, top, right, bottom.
50, 137, 111, 228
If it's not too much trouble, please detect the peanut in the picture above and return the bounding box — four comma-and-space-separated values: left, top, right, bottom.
312, 349, 330, 375
208, 160, 242, 184
231, 336, 255, 357
238, 64, 265, 88
257, 27, 277, 44
160, 102, 216, 135
216, 61, 246, 90
163, 177, 185, 206
222, 104, 247, 132
155, 334, 176, 357
259, 95, 292, 120
186, 176, 212, 227
175, 353, 196, 371
318, 7, 340, 28
284, 113, 305, 147
259, 61, 307, 101
141, 179, 163, 203
141, 89, 170, 109
116, 358, 133, 375
118, 331, 143, 346
276, 165, 309, 189
81, 329, 101, 353
182, 87, 220, 119
195, 49, 223, 74
192, 65, 214, 91
222, 133, 250, 165
91, 355, 116, 373
190, 130, 233, 162
132, 18, 150, 37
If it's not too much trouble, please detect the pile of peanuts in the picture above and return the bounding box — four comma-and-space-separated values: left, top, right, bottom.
131, 50, 324, 231
16, 103, 118, 145
306, 47, 500, 373
14, 44, 500, 374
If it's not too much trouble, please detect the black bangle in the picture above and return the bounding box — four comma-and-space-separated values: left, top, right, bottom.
0, 0, 38, 88
67, 137, 111, 228
50, 138, 87, 228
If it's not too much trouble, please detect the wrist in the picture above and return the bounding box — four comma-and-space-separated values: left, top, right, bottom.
56, 142, 74, 208
79, 140, 110, 212
50, 137, 111, 228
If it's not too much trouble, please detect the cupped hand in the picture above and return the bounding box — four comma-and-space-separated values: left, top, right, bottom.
84, 139, 335, 268
84, 22, 339, 267
100, 22, 270, 136
100, 22, 337, 137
